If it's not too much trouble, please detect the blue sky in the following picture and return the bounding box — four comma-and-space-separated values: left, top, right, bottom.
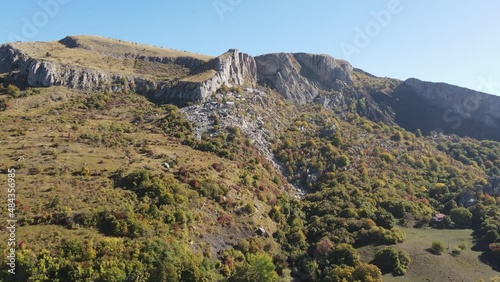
2, 0, 500, 95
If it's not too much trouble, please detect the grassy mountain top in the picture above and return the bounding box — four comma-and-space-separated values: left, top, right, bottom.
11, 35, 213, 62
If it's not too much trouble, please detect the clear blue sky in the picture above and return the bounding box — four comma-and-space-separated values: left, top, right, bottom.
2, 0, 500, 95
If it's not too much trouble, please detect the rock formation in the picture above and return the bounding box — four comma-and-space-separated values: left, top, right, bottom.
390, 78, 500, 141
254, 52, 353, 104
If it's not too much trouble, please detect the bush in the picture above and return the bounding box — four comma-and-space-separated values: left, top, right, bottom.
219, 84, 229, 94
242, 202, 255, 214
431, 241, 445, 254
352, 262, 382, 282
83, 92, 111, 110
0, 99, 9, 111
380, 152, 395, 163
336, 155, 350, 168
229, 252, 278, 282
450, 207, 472, 228
328, 243, 360, 267
372, 247, 410, 276
392, 131, 403, 141
5, 84, 21, 98
458, 242, 467, 251
451, 247, 462, 255
230, 86, 243, 94
372, 247, 399, 274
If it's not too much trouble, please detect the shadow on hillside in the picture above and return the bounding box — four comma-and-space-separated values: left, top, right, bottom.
479, 252, 500, 272
425, 248, 443, 256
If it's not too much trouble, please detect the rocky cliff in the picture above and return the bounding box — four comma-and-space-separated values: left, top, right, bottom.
255, 53, 353, 104
390, 78, 500, 141
0, 40, 257, 104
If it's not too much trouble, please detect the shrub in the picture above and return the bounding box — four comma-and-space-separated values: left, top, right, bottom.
83, 92, 111, 110
352, 263, 382, 282
451, 247, 462, 255
380, 152, 395, 163
230, 86, 243, 94
372, 247, 410, 276
450, 207, 472, 228
372, 247, 399, 274
328, 243, 360, 267
337, 155, 350, 168
458, 243, 467, 251
392, 131, 403, 141
0, 99, 10, 111
396, 250, 411, 275
242, 202, 255, 214
6, 84, 21, 98
229, 252, 278, 282
374, 209, 395, 229
431, 241, 445, 254
219, 84, 229, 94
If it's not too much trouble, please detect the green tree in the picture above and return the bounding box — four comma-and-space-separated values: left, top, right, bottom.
336, 155, 350, 168
329, 243, 360, 267
450, 207, 472, 227
352, 262, 382, 282
392, 131, 403, 141
229, 252, 279, 282
98, 259, 127, 282
372, 247, 399, 274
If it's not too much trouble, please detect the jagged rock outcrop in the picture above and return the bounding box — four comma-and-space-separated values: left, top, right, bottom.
390, 78, 500, 141
153, 49, 257, 103
0, 42, 257, 104
0, 44, 109, 88
255, 53, 353, 104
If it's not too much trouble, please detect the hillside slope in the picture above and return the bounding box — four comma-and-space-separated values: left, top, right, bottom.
0, 36, 499, 281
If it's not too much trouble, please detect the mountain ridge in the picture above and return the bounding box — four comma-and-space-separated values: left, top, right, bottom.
1, 35, 499, 142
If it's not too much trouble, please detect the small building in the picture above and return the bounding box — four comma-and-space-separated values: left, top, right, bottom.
432, 213, 446, 222
431, 213, 447, 228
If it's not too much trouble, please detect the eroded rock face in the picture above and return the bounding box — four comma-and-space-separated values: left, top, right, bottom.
255, 53, 353, 104
0, 45, 257, 104
0, 45, 111, 89
391, 78, 500, 141
213, 49, 257, 86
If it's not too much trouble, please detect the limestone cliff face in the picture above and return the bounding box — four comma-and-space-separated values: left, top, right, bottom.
391, 78, 500, 141
0, 44, 110, 89
254, 53, 353, 104
0, 44, 257, 104
152, 49, 258, 103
